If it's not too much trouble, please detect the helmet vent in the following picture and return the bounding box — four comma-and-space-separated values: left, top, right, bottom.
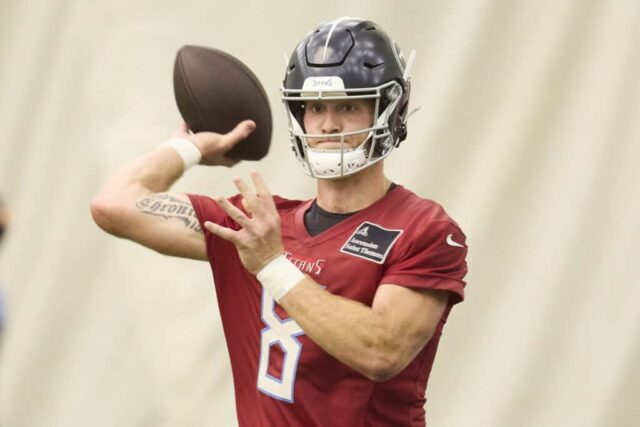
366, 26, 376, 31
363, 61, 383, 69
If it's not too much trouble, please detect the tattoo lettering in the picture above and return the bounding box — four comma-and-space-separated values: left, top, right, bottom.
136, 193, 203, 234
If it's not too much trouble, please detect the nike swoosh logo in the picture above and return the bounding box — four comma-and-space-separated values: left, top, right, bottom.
446, 234, 464, 248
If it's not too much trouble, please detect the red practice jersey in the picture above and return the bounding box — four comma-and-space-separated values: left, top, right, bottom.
188, 185, 468, 426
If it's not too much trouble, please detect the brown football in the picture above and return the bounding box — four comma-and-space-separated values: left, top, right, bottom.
173, 45, 272, 160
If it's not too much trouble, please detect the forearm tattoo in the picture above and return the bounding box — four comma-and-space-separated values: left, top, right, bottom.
136, 193, 203, 234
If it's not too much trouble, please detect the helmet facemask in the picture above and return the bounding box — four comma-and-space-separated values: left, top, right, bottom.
281, 79, 405, 179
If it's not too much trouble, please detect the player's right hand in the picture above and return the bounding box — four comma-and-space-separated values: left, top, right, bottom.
173, 120, 256, 167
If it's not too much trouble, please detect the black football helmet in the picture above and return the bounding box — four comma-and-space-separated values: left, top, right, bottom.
281, 17, 413, 178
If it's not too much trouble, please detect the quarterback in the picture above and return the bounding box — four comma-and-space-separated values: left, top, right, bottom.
92, 17, 468, 426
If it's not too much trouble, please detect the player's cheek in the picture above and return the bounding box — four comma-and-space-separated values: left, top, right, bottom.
305, 117, 321, 134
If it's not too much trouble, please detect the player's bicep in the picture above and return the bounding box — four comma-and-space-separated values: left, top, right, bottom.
372, 284, 449, 359
128, 192, 207, 260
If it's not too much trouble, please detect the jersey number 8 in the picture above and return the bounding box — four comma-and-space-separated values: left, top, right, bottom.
257, 289, 305, 402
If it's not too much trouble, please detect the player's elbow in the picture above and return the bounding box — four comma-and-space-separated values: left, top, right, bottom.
90, 195, 125, 236
363, 352, 406, 382
363, 329, 437, 382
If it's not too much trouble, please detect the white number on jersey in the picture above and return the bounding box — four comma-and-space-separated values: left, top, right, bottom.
257, 289, 305, 402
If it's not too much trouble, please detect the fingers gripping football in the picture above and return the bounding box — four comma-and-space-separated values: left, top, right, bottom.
204, 172, 283, 274
175, 120, 256, 167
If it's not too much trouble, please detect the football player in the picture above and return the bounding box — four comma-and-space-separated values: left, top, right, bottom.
92, 17, 468, 426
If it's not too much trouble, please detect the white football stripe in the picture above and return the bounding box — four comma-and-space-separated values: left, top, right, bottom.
322, 16, 353, 63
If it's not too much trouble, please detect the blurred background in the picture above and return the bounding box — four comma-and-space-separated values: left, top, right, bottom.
0, 0, 638, 426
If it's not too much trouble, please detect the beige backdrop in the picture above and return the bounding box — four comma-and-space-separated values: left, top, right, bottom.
0, 0, 638, 426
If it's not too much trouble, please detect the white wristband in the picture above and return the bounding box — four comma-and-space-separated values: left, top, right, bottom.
256, 254, 305, 301
162, 137, 202, 170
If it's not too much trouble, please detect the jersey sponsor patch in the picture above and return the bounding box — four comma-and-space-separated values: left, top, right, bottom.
340, 222, 403, 264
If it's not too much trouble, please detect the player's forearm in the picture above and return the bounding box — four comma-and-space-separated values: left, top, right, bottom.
99, 147, 185, 199
91, 147, 185, 232
279, 279, 412, 382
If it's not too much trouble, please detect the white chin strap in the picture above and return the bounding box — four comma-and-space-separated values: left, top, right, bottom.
306, 144, 368, 177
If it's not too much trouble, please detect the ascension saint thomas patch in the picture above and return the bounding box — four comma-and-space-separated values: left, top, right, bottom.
340, 222, 403, 264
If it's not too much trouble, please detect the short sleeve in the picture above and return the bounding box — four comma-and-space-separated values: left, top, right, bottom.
187, 193, 245, 260
187, 193, 244, 230
380, 220, 468, 305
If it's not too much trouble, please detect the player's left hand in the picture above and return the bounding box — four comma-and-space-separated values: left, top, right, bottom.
203, 171, 284, 274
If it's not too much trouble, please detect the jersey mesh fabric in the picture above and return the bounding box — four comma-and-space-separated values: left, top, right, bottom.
188, 185, 467, 426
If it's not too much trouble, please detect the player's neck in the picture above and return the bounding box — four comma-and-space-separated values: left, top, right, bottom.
315, 163, 390, 214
